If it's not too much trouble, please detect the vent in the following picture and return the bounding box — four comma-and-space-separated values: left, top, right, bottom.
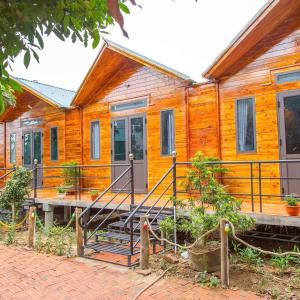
276, 70, 300, 84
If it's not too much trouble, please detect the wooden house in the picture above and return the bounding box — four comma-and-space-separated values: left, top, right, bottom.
1, 0, 300, 218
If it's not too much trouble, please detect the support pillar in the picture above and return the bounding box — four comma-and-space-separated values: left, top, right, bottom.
64, 206, 71, 223
43, 204, 54, 229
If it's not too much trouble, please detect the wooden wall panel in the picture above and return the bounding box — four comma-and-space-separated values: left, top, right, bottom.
81, 61, 189, 192
218, 18, 300, 203
188, 83, 219, 159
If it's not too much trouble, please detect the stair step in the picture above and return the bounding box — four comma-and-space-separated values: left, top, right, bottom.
85, 241, 140, 256
131, 205, 173, 216
97, 231, 140, 242
119, 212, 166, 220
108, 220, 160, 231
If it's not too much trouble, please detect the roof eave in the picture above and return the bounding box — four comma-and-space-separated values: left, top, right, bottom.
202, 0, 277, 79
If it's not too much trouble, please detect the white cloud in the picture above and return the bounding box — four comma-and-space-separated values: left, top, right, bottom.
11, 0, 268, 91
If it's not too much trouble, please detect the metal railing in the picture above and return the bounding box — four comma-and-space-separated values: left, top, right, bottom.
175, 159, 300, 213
77, 154, 135, 256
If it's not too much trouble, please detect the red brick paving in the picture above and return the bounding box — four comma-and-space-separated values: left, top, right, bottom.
0, 245, 264, 300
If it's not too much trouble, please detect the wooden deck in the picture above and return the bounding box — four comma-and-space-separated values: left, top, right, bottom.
32, 190, 300, 227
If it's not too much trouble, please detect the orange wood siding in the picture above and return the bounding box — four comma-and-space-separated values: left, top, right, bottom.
188, 83, 219, 159
218, 19, 300, 202
81, 60, 189, 192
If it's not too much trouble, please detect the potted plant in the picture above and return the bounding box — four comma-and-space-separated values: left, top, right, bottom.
90, 189, 99, 201
159, 151, 255, 272
57, 185, 66, 199
61, 161, 79, 195
284, 194, 299, 216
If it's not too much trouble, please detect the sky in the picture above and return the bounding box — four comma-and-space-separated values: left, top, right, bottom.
11, 0, 268, 91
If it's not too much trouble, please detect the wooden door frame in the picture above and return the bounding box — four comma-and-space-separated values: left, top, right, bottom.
110, 113, 148, 193
277, 89, 300, 195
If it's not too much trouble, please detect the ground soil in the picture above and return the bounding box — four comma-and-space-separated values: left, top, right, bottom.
149, 250, 300, 300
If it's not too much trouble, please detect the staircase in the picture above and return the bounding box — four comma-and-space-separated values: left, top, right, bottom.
79, 156, 177, 267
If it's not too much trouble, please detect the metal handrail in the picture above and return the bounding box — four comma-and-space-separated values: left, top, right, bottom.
123, 165, 174, 228
79, 165, 131, 220
176, 159, 300, 165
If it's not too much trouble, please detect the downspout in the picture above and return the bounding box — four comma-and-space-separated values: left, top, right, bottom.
215, 80, 222, 159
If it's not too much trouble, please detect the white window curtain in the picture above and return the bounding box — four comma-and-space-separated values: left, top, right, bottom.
236, 98, 255, 152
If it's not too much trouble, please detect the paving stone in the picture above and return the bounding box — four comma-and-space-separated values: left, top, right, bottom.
0, 245, 263, 300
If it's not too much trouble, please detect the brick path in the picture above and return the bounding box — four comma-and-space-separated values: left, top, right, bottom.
0, 245, 263, 300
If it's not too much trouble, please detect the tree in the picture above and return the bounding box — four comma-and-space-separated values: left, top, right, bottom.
0, 0, 139, 113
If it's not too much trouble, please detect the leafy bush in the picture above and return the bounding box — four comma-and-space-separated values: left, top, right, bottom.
284, 194, 299, 206
0, 166, 32, 221
61, 161, 79, 186
56, 185, 66, 194
160, 152, 255, 243
35, 226, 74, 256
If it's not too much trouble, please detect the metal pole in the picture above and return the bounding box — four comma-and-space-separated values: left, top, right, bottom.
258, 162, 262, 213
33, 159, 38, 199
129, 153, 134, 257
220, 219, 229, 287
250, 162, 254, 212
172, 151, 177, 253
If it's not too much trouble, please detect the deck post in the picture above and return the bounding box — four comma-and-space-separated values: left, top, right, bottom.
75, 207, 84, 256
33, 159, 38, 199
64, 206, 71, 223
43, 203, 54, 229
129, 153, 134, 258
220, 219, 229, 287
172, 151, 177, 253
140, 215, 150, 270
27, 206, 36, 248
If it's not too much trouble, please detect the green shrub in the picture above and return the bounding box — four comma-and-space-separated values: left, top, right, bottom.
61, 161, 79, 186
0, 166, 32, 221
160, 152, 255, 244
285, 194, 299, 206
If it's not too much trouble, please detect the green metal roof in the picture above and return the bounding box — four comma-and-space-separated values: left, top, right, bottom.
15, 77, 75, 107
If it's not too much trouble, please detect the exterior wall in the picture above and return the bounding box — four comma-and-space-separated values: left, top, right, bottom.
81, 61, 189, 192
188, 83, 219, 159
4, 101, 66, 187
218, 24, 300, 203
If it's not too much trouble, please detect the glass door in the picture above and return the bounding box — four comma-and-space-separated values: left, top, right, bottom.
278, 90, 300, 195
111, 114, 147, 193
22, 129, 43, 187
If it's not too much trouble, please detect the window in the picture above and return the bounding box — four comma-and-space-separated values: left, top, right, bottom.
91, 120, 100, 159
161, 110, 175, 155
276, 70, 300, 84
50, 127, 58, 161
236, 98, 256, 152
111, 98, 147, 112
10, 133, 16, 163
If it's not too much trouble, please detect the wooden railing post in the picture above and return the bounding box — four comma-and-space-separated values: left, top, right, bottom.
220, 219, 229, 287
27, 206, 36, 248
76, 207, 84, 256
140, 215, 150, 270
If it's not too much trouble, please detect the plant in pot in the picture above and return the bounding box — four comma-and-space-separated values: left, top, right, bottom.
159, 151, 255, 272
57, 185, 66, 199
284, 194, 299, 216
90, 189, 99, 201
61, 161, 79, 195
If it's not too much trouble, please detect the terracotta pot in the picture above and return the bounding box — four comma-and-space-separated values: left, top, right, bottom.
285, 205, 300, 216
91, 195, 98, 201
57, 193, 66, 199
188, 246, 221, 273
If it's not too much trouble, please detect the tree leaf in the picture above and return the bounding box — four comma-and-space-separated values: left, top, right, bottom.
35, 31, 44, 49
0, 92, 5, 114
31, 49, 40, 63
8, 79, 22, 92
23, 50, 31, 69
119, 2, 130, 14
